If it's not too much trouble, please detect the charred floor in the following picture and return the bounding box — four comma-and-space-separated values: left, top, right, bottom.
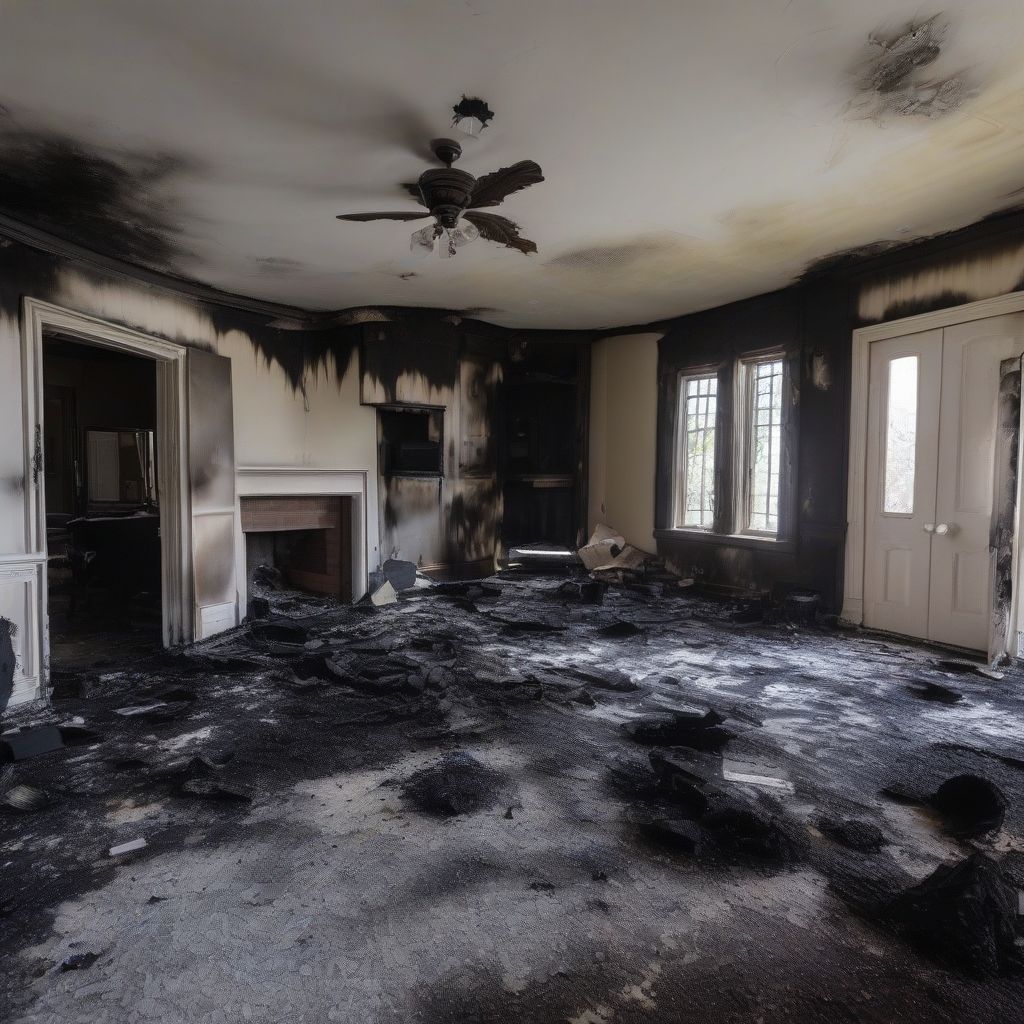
1, 568, 1022, 1023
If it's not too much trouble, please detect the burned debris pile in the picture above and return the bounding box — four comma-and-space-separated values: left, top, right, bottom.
1, 552, 1023, 1020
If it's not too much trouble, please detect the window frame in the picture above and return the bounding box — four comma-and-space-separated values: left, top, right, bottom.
734, 351, 787, 538
671, 368, 721, 531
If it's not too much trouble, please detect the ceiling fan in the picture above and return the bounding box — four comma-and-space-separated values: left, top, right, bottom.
336, 137, 543, 258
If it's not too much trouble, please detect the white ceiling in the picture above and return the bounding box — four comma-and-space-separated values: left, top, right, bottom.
2, 1, 1024, 329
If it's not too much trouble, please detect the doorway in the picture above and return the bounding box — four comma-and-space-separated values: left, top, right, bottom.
42, 336, 164, 669
860, 311, 1024, 650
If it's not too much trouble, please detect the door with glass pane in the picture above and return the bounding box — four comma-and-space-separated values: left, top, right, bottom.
864, 316, 1024, 649
927, 314, 1024, 649
864, 330, 942, 641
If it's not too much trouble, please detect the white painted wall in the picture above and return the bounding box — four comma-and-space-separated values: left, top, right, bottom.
588, 332, 661, 553
0, 261, 382, 705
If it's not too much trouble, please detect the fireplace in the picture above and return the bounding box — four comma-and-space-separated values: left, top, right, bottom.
240, 495, 353, 602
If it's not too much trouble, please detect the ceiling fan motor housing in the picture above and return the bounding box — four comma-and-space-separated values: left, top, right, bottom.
418, 168, 476, 229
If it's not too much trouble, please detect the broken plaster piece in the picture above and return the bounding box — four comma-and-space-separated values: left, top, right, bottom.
592, 545, 648, 573
109, 837, 147, 857
370, 580, 398, 607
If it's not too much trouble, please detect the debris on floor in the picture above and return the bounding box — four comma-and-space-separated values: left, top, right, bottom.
1, 566, 1022, 1023
108, 838, 147, 857
0, 725, 64, 762
889, 854, 1022, 977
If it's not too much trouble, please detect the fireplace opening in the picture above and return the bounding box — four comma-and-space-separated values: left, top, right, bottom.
241, 495, 353, 605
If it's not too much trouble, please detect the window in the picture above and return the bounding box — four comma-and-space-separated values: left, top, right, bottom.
674, 373, 718, 529
882, 356, 917, 514
740, 356, 784, 535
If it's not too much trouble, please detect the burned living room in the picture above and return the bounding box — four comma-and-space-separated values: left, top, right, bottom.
3, 4, 1024, 1023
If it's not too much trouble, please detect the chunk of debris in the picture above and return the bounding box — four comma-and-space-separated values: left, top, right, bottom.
176, 777, 251, 803
578, 524, 624, 571
906, 681, 963, 704
934, 659, 1003, 681
1, 725, 64, 762
648, 751, 709, 818
818, 817, 887, 853
635, 814, 702, 856
58, 952, 99, 973
596, 620, 642, 639
931, 775, 1006, 837
109, 837, 147, 857
592, 545, 648, 574
401, 752, 507, 817
722, 759, 794, 794
2, 782, 52, 812
252, 563, 282, 589
58, 725, 103, 746
370, 580, 398, 607
250, 618, 309, 645
114, 702, 168, 717
382, 558, 417, 592
247, 596, 271, 620
701, 802, 801, 866
623, 709, 733, 752
556, 579, 606, 604
889, 854, 1022, 976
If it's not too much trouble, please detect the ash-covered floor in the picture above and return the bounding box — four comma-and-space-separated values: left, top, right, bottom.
2, 571, 1023, 1023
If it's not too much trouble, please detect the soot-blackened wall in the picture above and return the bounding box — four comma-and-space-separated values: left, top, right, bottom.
653, 210, 1024, 611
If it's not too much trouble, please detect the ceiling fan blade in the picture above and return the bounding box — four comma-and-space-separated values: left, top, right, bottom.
468, 161, 544, 210
336, 212, 430, 222
400, 182, 426, 204
462, 211, 537, 255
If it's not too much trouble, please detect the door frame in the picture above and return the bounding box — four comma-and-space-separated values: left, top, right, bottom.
842, 290, 1024, 647
20, 298, 193, 684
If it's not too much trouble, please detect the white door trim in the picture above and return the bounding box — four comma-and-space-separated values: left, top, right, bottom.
20, 297, 193, 689
842, 289, 1024, 631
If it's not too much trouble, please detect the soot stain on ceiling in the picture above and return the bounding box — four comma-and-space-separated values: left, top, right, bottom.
253, 257, 307, 276
545, 238, 678, 274
851, 15, 972, 120
0, 112, 192, 269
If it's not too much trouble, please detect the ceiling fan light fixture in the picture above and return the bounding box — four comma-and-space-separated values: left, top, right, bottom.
410, 223, 439, 257
438, 221, 480, 259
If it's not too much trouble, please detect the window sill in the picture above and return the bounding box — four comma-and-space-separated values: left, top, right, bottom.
654, 528, 795, 554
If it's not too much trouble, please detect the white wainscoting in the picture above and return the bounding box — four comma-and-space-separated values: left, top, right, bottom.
0, 555, 44, 706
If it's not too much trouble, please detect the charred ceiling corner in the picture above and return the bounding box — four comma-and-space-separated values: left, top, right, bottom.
850, 15, 973, 120
0, 109, 192, 270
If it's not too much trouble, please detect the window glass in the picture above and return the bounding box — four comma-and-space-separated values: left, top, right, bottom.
883, 355, 918, 515
746, 359, 783, 534
676, 374, 717, 528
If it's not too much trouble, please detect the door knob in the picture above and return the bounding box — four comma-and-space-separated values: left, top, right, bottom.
935, 523, 952, 536
924, 523, 935, 533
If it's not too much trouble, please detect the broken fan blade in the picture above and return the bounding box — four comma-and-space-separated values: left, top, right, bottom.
336, 212, 430, 222
462, 211, 537, 255
468, 161, 544, 209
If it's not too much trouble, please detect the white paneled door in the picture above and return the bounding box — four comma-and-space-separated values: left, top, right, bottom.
864, 314, 1024, 650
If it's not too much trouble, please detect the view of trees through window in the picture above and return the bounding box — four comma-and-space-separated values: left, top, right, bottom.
745, 358, 783, 534
678, 374, 717, 528
883, 355, 918, 514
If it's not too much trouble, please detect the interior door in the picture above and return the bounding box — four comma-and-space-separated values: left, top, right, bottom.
863, 330, 942, 640
187, 349, 238, 639
927, 314, 1024, 650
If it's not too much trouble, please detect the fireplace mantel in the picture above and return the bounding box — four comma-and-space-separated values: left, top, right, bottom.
233, 468, 369, 614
